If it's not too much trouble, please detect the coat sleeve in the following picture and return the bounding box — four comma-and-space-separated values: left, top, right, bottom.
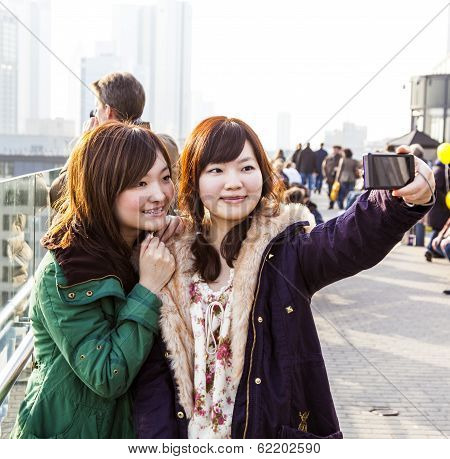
295, 189, 431, 296
36, 267, 161, 400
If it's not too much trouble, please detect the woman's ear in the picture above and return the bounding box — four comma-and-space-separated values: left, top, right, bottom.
105, 104, 113, 120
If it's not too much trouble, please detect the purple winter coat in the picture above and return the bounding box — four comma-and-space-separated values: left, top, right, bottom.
132, 190, 430, 439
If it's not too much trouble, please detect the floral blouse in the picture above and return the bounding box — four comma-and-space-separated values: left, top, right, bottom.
188, 269, 237, 439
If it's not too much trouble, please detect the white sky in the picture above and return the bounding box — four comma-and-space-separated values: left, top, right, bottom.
47, 0, 450, 149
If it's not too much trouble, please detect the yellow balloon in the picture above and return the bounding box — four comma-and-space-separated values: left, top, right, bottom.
446, 191, 450, 209
437, 143, 450, 164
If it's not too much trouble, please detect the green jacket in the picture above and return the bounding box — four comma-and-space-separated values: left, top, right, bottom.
11, 251, 161, 439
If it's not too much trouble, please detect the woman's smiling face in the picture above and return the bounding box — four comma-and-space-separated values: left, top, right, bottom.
198, 140, 263, 223
114, 150, 174, 244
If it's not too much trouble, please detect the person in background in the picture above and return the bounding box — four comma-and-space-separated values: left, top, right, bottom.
273, 149, 286, 162
284, 186, 324, 225
424, 160, 450, 262
282, 161, 302, 186
322, 145, 343, 209
84, 71, 148, 131
431, 217, 450, 261
50, 72, 148, 207
272, 158, 289, 189
386, 144, 396, 153
431, 216, 450, 295
157, 134, 179, 183
158, 133, 180, 213
336, 148, 359, 210
314, 143, 328, 194
297, 143, 316, 191
291, 143, 302, 173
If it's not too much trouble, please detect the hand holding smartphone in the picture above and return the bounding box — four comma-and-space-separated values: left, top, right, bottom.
363, 153, 415, 190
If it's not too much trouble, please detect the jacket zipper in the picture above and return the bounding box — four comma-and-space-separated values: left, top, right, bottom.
242, 244, 272, 439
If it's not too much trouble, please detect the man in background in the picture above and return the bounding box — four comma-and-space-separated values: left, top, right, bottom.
50, 72, 148, 206
314, 142, 328, 194
322, 145, 343, 209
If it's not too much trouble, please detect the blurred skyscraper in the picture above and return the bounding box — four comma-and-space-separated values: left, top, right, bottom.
0, 8, 17, 134
80, 42, 121, 127
0, 0, 51, 134
112, 4, 157, 126
276, 112, 291, 150
324, 122, 367, 158
152, 0, 192, 145
80, 0, 192, 145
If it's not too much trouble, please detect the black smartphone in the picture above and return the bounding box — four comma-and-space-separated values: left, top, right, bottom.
363, 153, 415, 190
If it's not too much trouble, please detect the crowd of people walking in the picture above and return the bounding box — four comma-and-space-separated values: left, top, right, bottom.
273, 143, 363, 211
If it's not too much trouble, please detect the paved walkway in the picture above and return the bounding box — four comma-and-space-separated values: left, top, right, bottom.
311, 188, 450, 438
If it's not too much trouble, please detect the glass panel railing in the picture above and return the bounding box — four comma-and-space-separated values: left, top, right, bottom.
0, 168, 61, 434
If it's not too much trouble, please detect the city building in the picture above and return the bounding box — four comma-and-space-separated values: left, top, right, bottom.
80, 44, 121, 130
81, 1, 192, 145
0, 134, 72, 178
112, 4, 157, 125
1, 0, 52, 134
276, 112, 291, 151
409, 7, 450, 144
324, 122, 367, 158
152, 0, 192, 145
0, 8, 18, 134
410, 74, 450, 143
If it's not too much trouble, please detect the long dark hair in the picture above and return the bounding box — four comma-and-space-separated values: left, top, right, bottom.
178, 116, 283, 282
42, 121, 172, 284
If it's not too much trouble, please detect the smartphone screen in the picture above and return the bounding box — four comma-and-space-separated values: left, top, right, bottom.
363, 154, 415, 190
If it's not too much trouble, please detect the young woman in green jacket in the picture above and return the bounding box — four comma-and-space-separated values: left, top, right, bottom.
11, 122, 178, 439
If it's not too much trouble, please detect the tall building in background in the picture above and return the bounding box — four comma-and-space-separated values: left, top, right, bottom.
15, 0, 51, 133
0, 8, 18, 134
409, 7, 450, 143
80, 43, 121, 127
112, 4, 157, 125
324, 122, 367, 158
153, 0, 192, 145
0, 0, 51, 134
276, 112, 291, 150
81, 0, 192, 145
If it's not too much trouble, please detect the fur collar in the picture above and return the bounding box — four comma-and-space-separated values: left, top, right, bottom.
158, 203, 315, 418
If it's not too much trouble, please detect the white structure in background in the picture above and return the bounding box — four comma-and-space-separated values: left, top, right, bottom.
152, 0, 192, 145
95, 0, 192, 145
324, 122, 367, 159
276, 112, 291, 151
112, 5, 157, 125
0, 0, 51, 134
0, 7, 17, 134
80, 42, 121, 127
25, 118, 76, 137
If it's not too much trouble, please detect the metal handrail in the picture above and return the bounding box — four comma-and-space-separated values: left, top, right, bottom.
0, 330, 34, 406
0, 167, 61, 184
0, 277, 34, 332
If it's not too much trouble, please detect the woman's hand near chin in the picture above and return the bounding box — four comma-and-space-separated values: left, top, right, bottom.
138, 233, 175, 294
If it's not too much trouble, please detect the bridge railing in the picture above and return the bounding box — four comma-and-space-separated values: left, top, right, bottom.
0, 169, 61, 435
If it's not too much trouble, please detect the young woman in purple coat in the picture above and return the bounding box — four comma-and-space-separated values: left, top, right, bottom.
133, 116, 435, 439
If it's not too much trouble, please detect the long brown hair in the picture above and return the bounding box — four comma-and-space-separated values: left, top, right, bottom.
178, 116, 283, 282
42, 121, 171, 283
